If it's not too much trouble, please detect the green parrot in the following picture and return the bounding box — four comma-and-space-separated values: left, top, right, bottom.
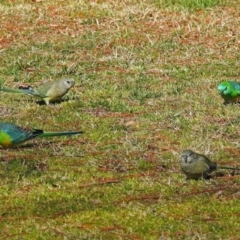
218, 81, 240, 103
180, 150, 240, 180
0, 122, 83, 148
0, 78, 75, 105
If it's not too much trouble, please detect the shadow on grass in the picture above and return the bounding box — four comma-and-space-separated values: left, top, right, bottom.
35, 96, 77, 105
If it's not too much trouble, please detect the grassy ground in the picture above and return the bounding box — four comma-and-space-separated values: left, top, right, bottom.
1, 0, 240, 239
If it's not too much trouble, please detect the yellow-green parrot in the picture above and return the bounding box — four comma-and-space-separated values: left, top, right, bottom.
0, 122, 83, 148
0, 78, 75, 105
180, 150, 240, 180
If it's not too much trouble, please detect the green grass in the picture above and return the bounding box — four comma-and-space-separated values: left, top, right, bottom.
154, 0, 224, 9
1, 0, 240, 239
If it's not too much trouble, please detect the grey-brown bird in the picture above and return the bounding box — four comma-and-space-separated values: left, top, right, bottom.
180, 150, 240, 180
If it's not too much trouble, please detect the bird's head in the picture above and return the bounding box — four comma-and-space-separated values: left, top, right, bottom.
62, 78, 75, 89
181, 150, 195, 164
217, 82, 229, 95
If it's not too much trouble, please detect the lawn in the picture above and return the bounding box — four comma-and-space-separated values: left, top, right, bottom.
1, 0, 240, 239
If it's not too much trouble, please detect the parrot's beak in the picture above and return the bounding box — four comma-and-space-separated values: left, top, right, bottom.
218, 86, 226, 94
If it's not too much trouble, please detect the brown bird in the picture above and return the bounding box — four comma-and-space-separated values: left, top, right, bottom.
180, 150, 240, 180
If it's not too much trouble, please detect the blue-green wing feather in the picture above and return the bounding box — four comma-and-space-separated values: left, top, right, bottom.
228, 81, 240, 91
0, 123, 42, 144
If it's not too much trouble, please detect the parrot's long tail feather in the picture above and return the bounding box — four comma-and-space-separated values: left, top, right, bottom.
0, 87, 34, 95
39, 131, 83, 137
219, 166, 240, 171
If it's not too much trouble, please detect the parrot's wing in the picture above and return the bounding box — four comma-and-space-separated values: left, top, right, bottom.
32, 81, 54, 98
0, 123, 42, 145
229, 81, 240, 95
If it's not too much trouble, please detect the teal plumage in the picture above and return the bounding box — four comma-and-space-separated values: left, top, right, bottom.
0, 122, 83, 148
218, 81, 240, 103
